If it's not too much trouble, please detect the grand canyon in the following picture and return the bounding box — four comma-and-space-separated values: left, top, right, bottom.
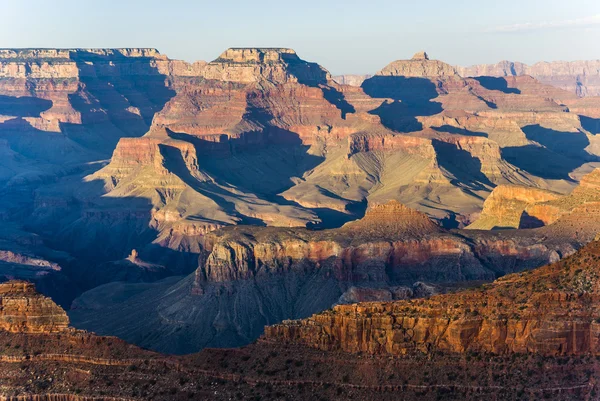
0, 41, 600, 400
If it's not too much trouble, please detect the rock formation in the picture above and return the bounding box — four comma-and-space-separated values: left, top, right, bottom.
469, 167, 600, 230
265, 239, 600, 356
0, 281, 68, 333
2, 261, 600, 400
70, 197, 588, 353
2, 47, 600, 360
457, 59, 600, 97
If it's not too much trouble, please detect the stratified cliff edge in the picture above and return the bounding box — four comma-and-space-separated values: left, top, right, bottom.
265, 239, 600, 356
69, 193, 598, 354
4, 260, 600, 400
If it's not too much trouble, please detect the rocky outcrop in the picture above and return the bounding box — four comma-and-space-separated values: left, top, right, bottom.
70, 200, 581, 353
346, 131, 436, 158
376, 52, 459, 78
468, 185, 561, 229
202, 48, 329, 84
265, 240, 600, 356
469, 168, 600, 230
0, 281, 68, 333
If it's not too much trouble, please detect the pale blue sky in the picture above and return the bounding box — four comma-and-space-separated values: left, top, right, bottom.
2, 0, 600, 74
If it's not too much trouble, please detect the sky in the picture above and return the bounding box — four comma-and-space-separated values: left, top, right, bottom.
2, 0, 600, 75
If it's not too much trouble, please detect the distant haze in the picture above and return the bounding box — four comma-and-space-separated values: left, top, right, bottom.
2, 0, 600, 75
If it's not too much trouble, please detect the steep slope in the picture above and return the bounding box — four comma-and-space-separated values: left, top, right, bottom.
266, 239, 600, 356
469, 167, 600, 230
3, 274, 600, 400
69, 200, 585, 353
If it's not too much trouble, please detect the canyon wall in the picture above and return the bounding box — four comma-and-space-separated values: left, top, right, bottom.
265, 240, 600, 356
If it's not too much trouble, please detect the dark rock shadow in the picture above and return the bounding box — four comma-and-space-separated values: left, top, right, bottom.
581, 116, 600, 135
62, 50, 176, 154
0, 52, 180, 306
474, 77, 520, 94
433, 125, 488, 138
522, 124, 591, 159
159, 144, 266, 226
501, 145, 583, 180
283, 55, 355, 119
519, 211, 545, 229
432, 140, 494, 190
167, 130, 324, 198
0, 95, 52, 117
501, 125, 597, 180
361, 76, 443, 133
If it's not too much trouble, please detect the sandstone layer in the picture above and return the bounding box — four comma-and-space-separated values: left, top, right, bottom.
265, 239, 600, 356
2, 275, 600, 400
0, 281, 68, 333
69, 198, 590, 354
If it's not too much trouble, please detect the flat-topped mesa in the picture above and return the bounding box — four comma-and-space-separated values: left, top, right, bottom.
0, 280, 69, 333
0, 47, 203, 79
376, 52, 460, 78
0, 48, 164, 60
341, 200, 442, 238
202, 47, 330, 84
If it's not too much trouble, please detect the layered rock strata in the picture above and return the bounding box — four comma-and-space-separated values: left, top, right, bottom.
0, 281, 68, 333
265, 240, 600, 356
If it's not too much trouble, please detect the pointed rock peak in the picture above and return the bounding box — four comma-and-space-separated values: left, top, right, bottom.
376, 54, 460, 78
412, 51, 429, 60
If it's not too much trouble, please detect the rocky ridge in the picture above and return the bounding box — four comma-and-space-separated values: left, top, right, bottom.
469, 167, 600, 230
69, 196, 593, 354
265, 239, 600, 356
457, 59, 600, 97
3, 273, 600, 399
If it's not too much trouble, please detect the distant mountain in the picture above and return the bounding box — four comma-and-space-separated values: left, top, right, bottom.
335, 56, 600, 98
457, 60, 600, 97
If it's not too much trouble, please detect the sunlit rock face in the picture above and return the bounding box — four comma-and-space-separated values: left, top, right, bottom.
3, 48, 600, 355
0, 281, 69, 333
265, 239, 600, 356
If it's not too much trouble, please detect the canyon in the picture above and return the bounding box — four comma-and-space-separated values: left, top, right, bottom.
266, 239, 600, 356
1, 46, 600, 365
3, 240, 600, 400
